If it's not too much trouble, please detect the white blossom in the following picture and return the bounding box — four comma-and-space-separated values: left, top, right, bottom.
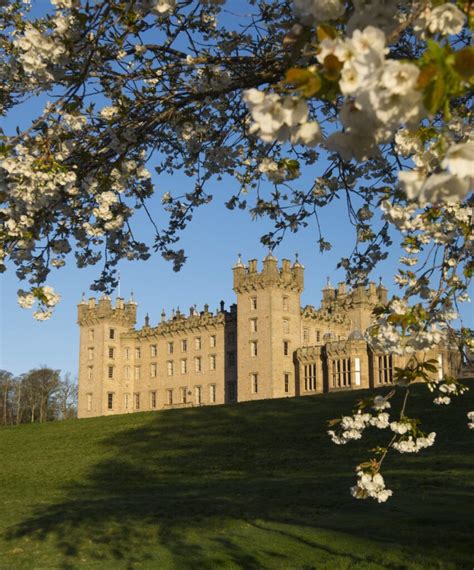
434, 396, 451, 405
392, 432, 436, 453
427, 3, 465, 36
351, 470, 393, 503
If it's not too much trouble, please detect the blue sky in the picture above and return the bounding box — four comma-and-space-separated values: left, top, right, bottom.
1, 1, 472, 378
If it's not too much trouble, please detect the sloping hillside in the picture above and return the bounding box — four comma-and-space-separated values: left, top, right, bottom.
0, 384, 473, 569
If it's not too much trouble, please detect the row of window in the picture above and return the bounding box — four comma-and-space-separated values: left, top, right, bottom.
91, 342, 291, 364
87, 384, 220, 412
98, 353, 223, 380
87, 332, 235, 356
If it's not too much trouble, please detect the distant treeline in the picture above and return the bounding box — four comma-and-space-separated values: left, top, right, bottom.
0, 367, 77, 426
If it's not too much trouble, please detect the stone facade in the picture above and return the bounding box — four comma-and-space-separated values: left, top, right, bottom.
77, 254, 461, 418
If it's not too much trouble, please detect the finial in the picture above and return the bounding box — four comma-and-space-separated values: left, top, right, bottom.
161, 308, 166, 321
264, 249, 277, 262
128, 291, 137, 305
233, 253, 245, 268
292, 252, 303, 268
80, 291, 87, 304
144, 313, 150, 327
324, 276, 333, 289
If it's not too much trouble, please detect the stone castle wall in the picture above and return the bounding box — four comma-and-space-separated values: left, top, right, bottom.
77, 255, 461, 418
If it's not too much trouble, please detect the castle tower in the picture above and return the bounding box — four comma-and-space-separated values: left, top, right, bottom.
233, 253, 303, 402
77, 294, 137, 418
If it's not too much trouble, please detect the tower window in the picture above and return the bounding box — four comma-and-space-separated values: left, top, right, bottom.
250, 341, 258, 357
124, 365, 130, 380
167, 342, 174, 354
210, 335, 216, 348
209, 354, 217, 370
134, 366, 140, 380
124, 347, 130, 360
88, 347, 94, 360
135, 347, 141, 359
250, 297, 257, 310
108, 366, 114, 379
150, 363, 157, 378
109, 347, 115, 359
107, 392, 114, 410
134, 393, 140, 410
109, 328, 115, 340
150, 391, 157, 409
284, 373, 290, 393
181, 339, 188, 352
195, 356, 202, 372
86, 393, 92, 411
167, 361, 174, 376
303, 329, 309, 343
195, 386, 202, 404
316, 331, 321, 343
181, 359, 187, 374
195, 337, 202, 350
150, 344, 157, 358
180, 387, 187, 404
166, 389, 173, 405
250, 318, 258, 333
283, 341, 289, 356
87, 366, 93, 380
251, 373, 258, 394
283, 296, 289, 311
88, 329, 94, 341
124, 393, 129, 409
209, 384, 216, 403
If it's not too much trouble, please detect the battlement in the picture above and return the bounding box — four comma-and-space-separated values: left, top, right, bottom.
232, 253, 304, 293
77, 294, 137, 327
130, 302, 237, 340
301, 305, 350, 326
321, 279, 388, 312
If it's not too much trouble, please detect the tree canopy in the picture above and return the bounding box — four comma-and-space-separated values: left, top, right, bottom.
0, 0, 472, 501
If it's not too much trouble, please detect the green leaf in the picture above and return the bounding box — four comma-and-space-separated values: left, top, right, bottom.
423, 73, 446, 115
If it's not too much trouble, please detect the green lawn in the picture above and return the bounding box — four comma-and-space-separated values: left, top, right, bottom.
0, 383, 473, 569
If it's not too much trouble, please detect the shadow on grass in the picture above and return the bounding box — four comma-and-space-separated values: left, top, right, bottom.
5, 389, 474, 568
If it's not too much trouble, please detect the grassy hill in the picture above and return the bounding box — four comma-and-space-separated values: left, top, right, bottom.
0, 384, 473, 570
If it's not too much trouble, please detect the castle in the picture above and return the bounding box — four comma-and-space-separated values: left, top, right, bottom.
77, 254, 460, 418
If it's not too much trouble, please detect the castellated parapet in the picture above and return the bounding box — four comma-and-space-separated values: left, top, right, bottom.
77, 254, 461, 419
77, 295, 138, 328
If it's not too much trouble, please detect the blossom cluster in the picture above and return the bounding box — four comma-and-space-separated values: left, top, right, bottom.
351, 469, 393, 503
321, 26, 424, 162
17, 286, 61, 321
328, 396, 392, 444
427, 377, 469, 406
392, 432, 436, 454
243, 89, 322, 147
